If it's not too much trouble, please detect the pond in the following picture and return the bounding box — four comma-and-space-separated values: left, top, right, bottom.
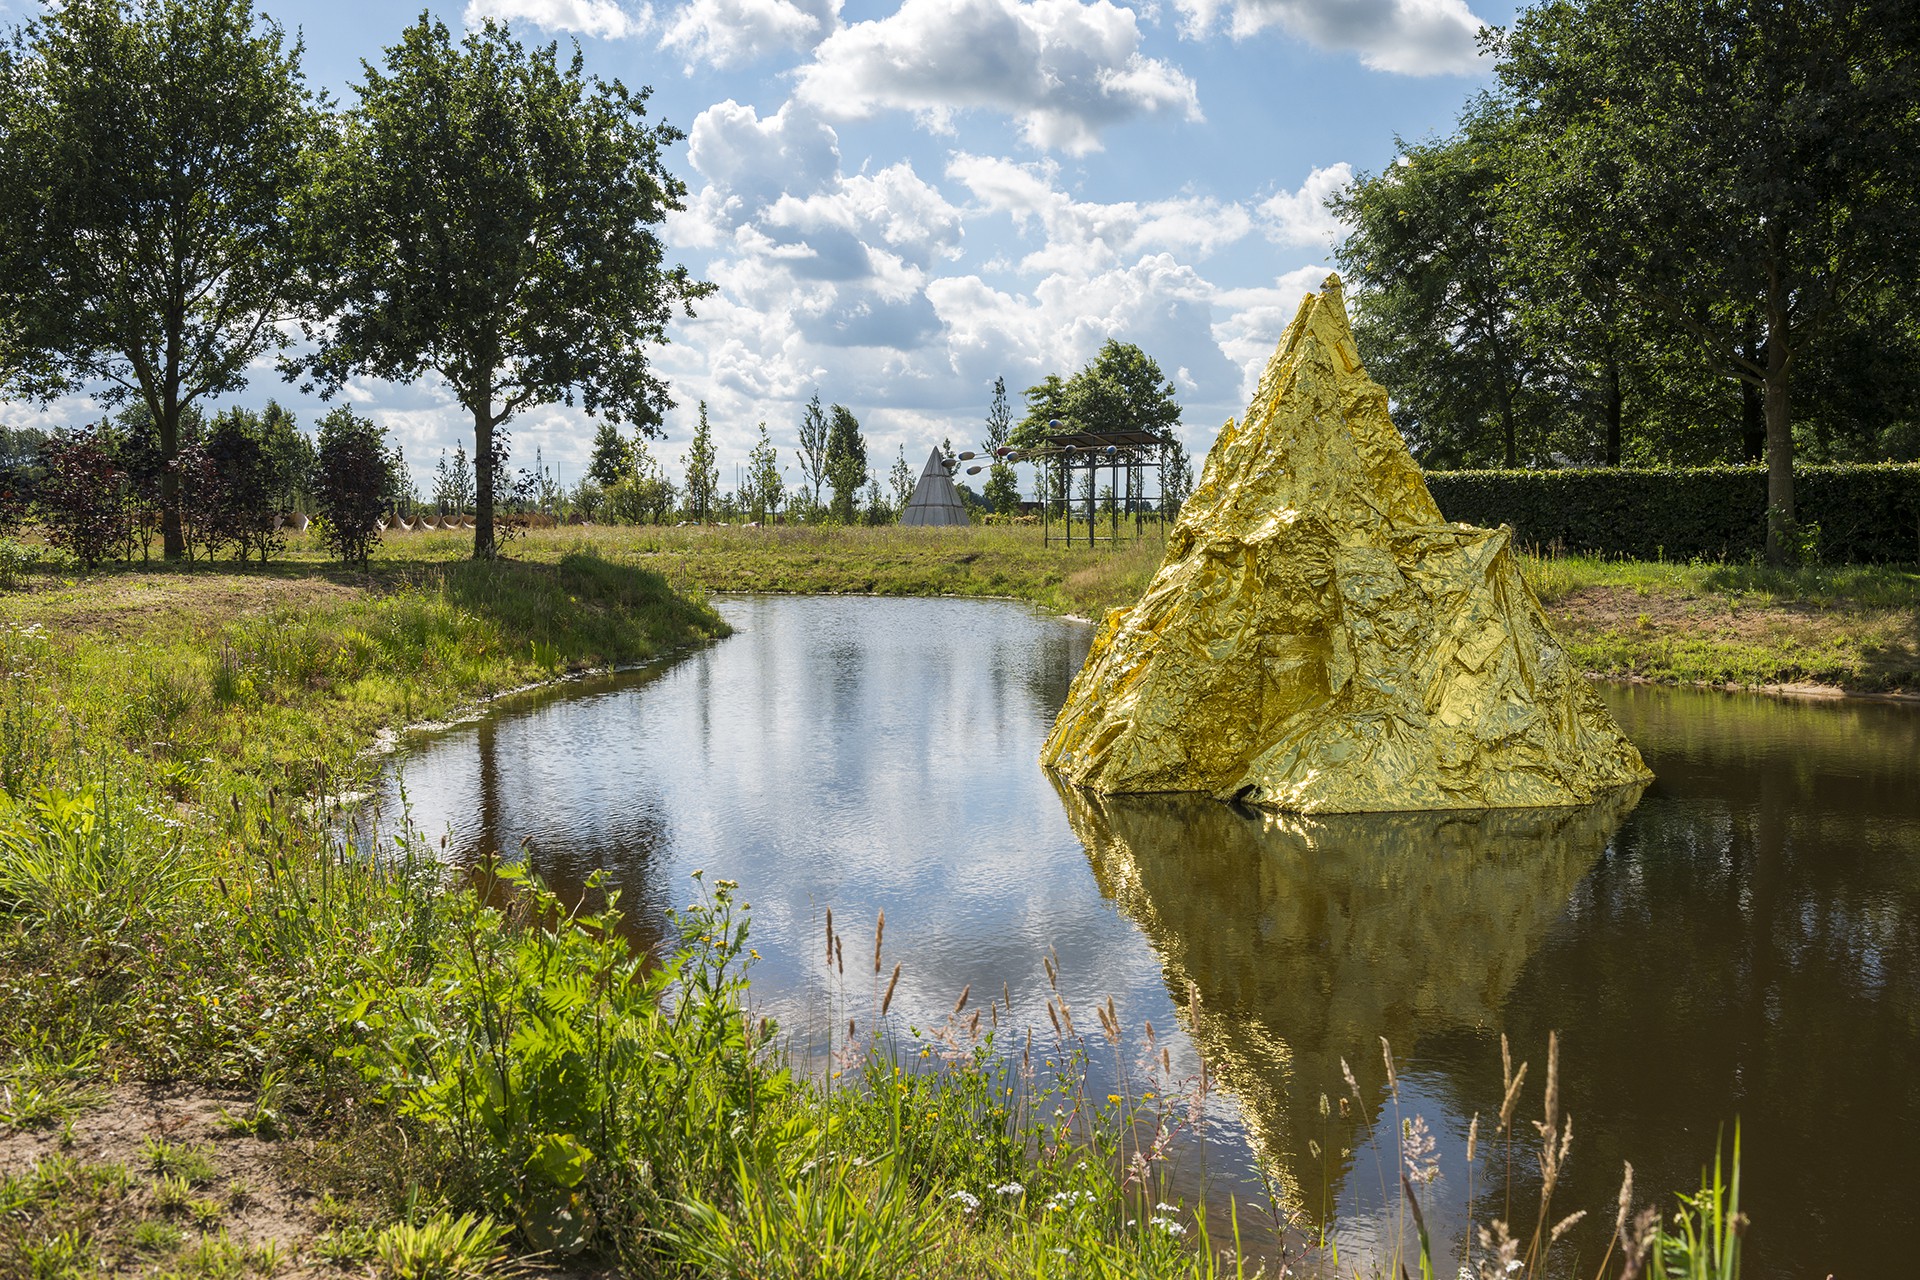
372, 594, 1920, 1280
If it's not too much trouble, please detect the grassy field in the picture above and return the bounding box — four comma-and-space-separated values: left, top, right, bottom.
179, 520, 1917, 695
0, 524, 1794, 1279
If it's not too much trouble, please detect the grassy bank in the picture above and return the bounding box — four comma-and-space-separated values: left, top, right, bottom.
0, 535, 1763, 1280
29, 520, 1896, 694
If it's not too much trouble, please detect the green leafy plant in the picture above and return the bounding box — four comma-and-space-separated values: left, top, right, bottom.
373, 1211, 510, 1280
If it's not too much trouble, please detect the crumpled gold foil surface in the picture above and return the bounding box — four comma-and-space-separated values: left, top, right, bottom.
1042, 274, 1652, 812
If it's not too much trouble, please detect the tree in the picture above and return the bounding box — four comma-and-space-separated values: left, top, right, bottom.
981, 376, 1020, 515
435, 445, 476, 514
683, 400, 719, 522
586, 422, 634, 487
312, 407, 398, 565
1062, 342, 1183, 444
0, 0, 322, 560
745, 422, 783, 523
1331, 120, 1542, 469
888, 445, 915, 515
1162, 438, 1193, 520
255, 401, 315, 514
862, 479, 889, 526
1013, 374, 1068, 448
1493, 0, 1920, 560
201, 408, 287, 562
824, 405, 867, 523
795, 393, 829, 508
39, 424, 131, 570
298, 15, 711, 560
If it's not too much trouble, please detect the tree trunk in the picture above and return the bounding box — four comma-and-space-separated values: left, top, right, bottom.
1739, 329, 1766, 462
160, 402, 185, 560
1762, 316, 1794, 566
473, 403, 496, 561
1496, 374, 1518, 468
1604, 357, 1623, 467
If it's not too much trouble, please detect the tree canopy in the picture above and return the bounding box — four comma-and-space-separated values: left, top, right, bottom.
1334, 0, 1920, 562
0, 0, 322, 558
296, 15, 710, 558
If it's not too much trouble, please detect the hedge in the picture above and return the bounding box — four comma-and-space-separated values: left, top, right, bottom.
1425, 464, 1920, 564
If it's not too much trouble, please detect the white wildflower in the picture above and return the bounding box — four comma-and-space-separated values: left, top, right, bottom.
950, 1190, 980, 1211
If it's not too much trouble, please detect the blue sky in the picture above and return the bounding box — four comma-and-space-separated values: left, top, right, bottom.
1, 0, 1516, 493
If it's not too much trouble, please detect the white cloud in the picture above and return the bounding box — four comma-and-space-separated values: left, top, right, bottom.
1258, 161, 1353, 249
949, 153, 1254, 274
795, 0, 1202, 155
1178, 0, 1488, 76
463, 0, 651, 38
659, 0, 839, 70
686, 100, 842, 212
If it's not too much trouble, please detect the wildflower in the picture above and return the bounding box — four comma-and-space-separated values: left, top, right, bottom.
1155, 1203, 1176, 1213
1150, 1216, 1186, 1237
950, 1190, 980, 1211
994, 1182, 1024, 1197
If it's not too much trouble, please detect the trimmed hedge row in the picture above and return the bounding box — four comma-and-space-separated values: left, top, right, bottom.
1425, 464, 1920, 564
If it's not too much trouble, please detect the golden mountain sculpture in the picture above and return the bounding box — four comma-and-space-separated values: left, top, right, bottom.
1041, 275, 1651, 812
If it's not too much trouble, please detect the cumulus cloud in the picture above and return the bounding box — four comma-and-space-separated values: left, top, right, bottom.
463, 0, 651, 39
659, 0, 839, 70
1259, 162, 1353, 248
795, 0, 1201, 154
683, 100, 842, 213
950, 153, 1254, 275
1178, 0, 1488, 76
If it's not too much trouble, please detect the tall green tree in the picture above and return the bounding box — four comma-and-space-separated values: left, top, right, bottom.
887, 444, 915, 515
297, 15, 710, 559
1061, 341, 1183, 442
682, 400, 719, 522
824, 404, 867, 523
1493, 0, 1920, 560
1013, 374, 1068, 448
794, 393, 829, 510
0, 0, 321, 559
745, 421, 783, 522
586, 421, 634, 487
1332, 119, 1542, 469
981, 376, 1020, 515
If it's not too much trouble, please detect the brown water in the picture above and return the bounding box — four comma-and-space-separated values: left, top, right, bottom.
373, 594, 1920, 1279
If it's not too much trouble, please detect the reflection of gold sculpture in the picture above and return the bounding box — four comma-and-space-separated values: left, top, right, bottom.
1042, 276, 1651, 812
1055, 779, 1644, 1221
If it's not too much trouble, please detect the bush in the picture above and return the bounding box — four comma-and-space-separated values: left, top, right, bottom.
38, 424, 133, 570
1427, 464, 1920, 563
199, 413, 289, 563
313, 408, 400, 564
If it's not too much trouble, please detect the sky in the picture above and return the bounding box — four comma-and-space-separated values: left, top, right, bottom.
0, 0, 1518, 495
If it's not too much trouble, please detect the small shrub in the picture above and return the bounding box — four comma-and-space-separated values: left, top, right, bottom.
38, 423, 133, 570
313, 407, 401, 565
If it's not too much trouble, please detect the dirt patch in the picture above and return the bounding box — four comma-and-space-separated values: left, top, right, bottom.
1, 1083, 331, 1276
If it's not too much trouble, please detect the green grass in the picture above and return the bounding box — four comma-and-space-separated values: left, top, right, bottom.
1517, 551, 1920, 691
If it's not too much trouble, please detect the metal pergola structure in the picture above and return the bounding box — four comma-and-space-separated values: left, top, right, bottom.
956, 421, 1172, 548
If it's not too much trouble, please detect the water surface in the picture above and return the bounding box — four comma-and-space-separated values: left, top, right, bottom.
375, 595, 1920, 1280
